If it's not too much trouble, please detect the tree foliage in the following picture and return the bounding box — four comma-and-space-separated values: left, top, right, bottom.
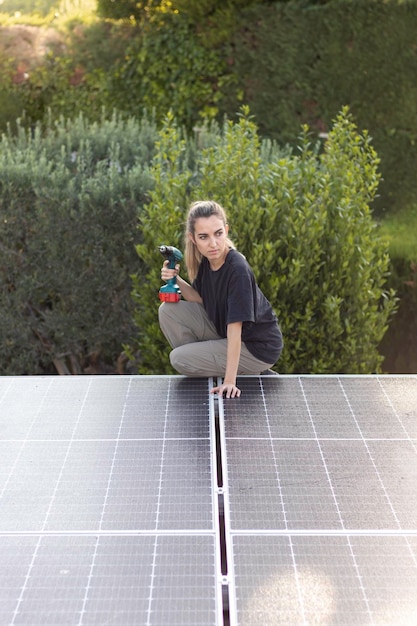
107, 8, 231, 129
0, 0, 57, 16
96, 0, 143, 20
131, 107, 397, 374
96, 0, 269, 21
0, 111, 158, 375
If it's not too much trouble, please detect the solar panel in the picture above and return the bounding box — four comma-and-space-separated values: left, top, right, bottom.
0, 376, 220, 625
1, 374, 416, 625
220, 375, 417, 625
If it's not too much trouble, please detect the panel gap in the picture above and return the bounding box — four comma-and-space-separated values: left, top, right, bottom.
219, 494, 230, 625
222, 582, 230, 626
218, 494, 227, 575
215, 413, 223, 489
213, 395, 231, 624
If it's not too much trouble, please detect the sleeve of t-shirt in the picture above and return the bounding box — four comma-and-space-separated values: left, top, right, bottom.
226, 268, 256, 325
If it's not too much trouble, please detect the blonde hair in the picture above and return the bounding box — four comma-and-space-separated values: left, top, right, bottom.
184, 200, 235, 282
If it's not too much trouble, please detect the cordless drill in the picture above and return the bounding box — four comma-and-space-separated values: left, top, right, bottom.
159, 245, 183, 302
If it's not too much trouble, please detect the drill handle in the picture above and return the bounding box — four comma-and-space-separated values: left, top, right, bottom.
165, 256, 177, 271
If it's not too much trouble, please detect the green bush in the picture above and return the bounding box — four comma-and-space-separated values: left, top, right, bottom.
0, 53, 26, 133
108, 9, 232, 130
96, 0, 141, 20
3, 7, 231, 131
3, 0, 417, 216
225, 0, 417, 214
0, 87, 25, 135
96, 0, 266, 21
131, 107, 397, 374
0, 0, 57, 16
11, 54, 106, 127
0, 111, 157, 375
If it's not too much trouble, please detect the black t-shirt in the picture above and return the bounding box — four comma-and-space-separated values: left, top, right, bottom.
193, 249, 283, 363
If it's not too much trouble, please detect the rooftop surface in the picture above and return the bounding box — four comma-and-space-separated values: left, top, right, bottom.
0, 374, 416, 625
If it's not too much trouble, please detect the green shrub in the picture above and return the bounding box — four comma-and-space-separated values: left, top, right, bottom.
96, 0, 266, 22
3, 0, 417, 217
0, 53, 25, 133
131, 107, 397, 374
3, 7, 231, 131
0, 87, 25, 134
11, 53, 106, 126
96, 0, 141, 20
0, 0, 57, 16
108, 9, 231, 130
0, 111, 158, 375
224, 0, 417, 214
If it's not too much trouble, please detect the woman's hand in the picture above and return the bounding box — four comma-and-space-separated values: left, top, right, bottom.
160, 262, 203, 303
161, 259, 179, 281
210, 382, 241, 398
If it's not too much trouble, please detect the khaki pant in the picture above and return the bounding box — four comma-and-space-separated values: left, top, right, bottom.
159, 301, 274, 377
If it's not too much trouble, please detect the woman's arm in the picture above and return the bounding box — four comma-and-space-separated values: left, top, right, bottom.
176, 276, 203, 303
210, 321, 242, 398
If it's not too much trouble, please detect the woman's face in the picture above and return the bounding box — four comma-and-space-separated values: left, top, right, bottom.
190, 215, 229, 269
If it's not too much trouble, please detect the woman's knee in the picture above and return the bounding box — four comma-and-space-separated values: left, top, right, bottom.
169, 342, 226, 377
159, 300, 194, 325
158, 301, 182, 335
170, 346, 194, 376
158, 302, 170, 324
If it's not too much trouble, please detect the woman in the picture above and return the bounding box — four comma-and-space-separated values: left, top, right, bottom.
159, 200, 283, 398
